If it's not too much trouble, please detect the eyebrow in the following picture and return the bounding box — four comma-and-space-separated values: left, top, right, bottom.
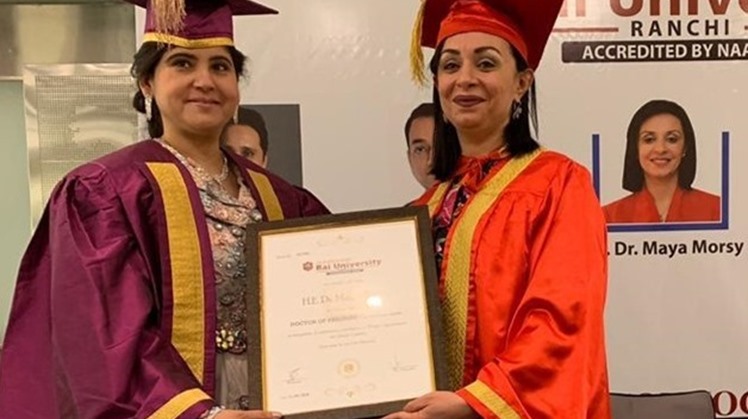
210, 55, 233, 62
165, 52, 197, 61
441, 46, 503, 56
640, 129, 682, 135
165, 52, 232, 62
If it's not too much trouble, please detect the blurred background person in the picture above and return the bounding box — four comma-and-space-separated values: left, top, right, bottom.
405, 102, 437, 189
223, 107, 268, 167
222, 107, 327, 215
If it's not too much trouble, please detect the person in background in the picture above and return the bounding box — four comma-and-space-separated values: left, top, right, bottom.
0, 0, 328, 418
222, 107, 328, 216
223, 107, 268, 167
405, 102, 438, 189
385, 0, 611, 417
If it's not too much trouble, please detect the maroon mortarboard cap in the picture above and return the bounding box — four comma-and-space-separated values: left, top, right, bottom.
411, 0, 563, 83
124, 0, 277, 48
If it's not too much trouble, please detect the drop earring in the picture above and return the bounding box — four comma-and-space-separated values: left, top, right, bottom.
145, 95, 153, 121
511, 100, 522, 120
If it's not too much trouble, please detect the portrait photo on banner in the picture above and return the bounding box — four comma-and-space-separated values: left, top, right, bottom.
592, 97, 729, 233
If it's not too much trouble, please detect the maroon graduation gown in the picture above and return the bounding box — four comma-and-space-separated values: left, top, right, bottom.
0, 140, 329, 418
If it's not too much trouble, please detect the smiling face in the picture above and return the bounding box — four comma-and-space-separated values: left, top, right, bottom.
139, 46, 239, 140
435, 32, 532, 135
637, 113, 686, 182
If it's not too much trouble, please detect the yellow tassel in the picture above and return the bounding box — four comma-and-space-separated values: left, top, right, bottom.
151, 0, 186, 36
409, 0, 428, 87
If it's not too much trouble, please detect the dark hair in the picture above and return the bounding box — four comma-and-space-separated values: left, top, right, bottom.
621, 99, 697, 192
429, 42, 539, 181
404, 103, 435, 148
221, 107, 269, 154
131, 41, 247, 139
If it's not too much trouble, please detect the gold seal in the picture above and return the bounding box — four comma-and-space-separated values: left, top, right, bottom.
338, 359, 360, 378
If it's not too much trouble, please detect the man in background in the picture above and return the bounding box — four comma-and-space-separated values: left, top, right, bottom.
404, 103, 436, 189
222, 107, 268, 167
223, 107, 328, 213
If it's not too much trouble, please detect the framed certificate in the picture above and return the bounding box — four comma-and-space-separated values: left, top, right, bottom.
245, 206, 448, 419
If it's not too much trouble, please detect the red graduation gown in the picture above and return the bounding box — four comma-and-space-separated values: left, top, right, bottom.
603, 187, 721, 223
0, 140, 329, 418
414, 150, 611, 419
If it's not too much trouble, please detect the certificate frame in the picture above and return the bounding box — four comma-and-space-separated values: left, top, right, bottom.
245, 206, 448, 419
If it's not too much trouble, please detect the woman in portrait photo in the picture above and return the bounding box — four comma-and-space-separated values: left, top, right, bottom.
604, 99, 720, 223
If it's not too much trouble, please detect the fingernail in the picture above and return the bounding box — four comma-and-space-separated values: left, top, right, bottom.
270, 412, 283, 419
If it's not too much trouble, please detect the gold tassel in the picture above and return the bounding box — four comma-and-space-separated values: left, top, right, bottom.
409, 0, 428, 87
151, 0, 186, 35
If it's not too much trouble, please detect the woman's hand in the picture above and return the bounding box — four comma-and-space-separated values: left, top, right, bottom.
381, 391, 479, 419
215, 409, 282, 419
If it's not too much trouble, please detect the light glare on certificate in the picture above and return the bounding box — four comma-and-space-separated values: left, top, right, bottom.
366, 295, 383, 308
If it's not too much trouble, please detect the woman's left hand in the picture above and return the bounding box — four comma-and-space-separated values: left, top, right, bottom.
381, 391, 480, 419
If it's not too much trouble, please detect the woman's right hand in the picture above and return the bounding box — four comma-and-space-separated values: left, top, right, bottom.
216, 409, 282, 419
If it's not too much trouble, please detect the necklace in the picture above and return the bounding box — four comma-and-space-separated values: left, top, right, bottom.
214, 154, 229, 182
159, 138, 230, 183
194, 153, 229, 183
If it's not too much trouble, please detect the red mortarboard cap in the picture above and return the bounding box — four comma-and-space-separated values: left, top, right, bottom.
410, 0, 563, 84
124, 0, 277, 48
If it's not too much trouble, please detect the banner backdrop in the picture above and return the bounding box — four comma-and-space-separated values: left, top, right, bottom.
137, 0, 747, 416
546, 2, 747, 417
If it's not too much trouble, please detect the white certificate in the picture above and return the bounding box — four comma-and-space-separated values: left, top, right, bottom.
245, 207, 446, 419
